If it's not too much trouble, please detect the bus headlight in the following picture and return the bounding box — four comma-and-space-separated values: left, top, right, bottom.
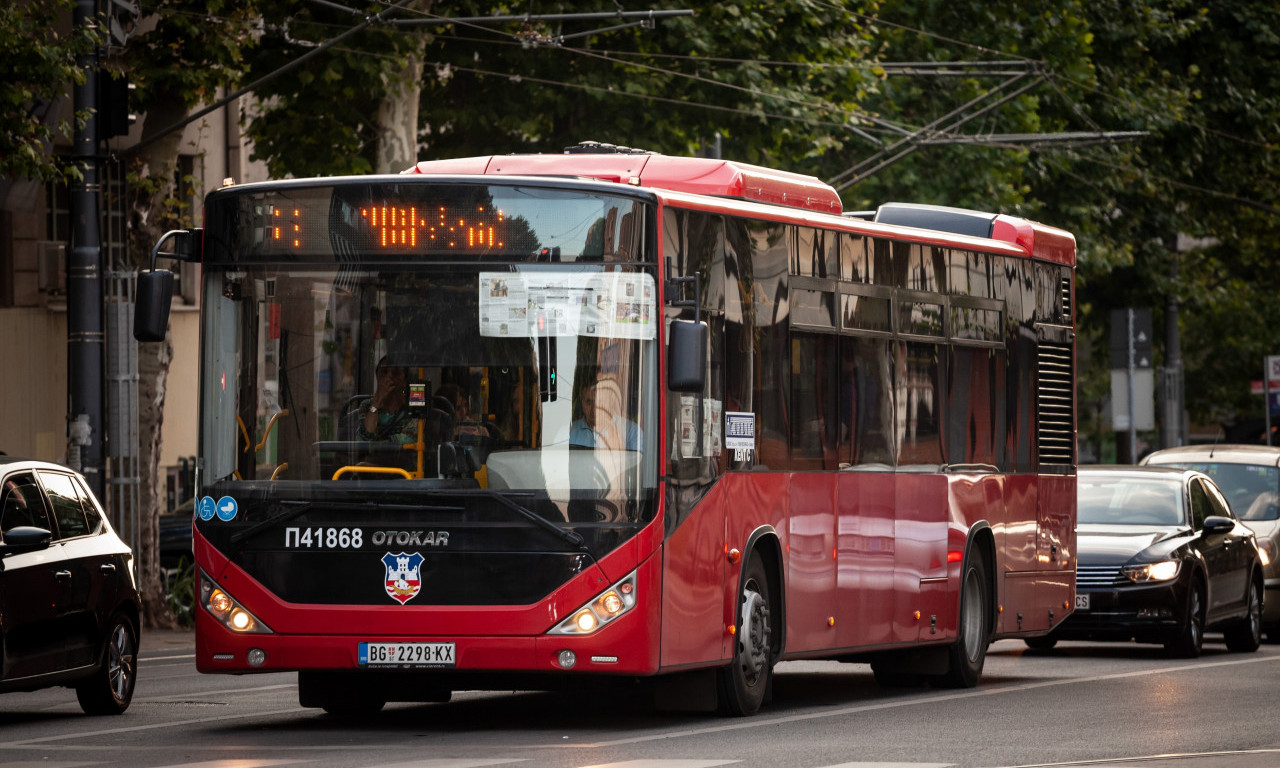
200, 571, 273, 634
1122, 560, 1180, 583
549, 571, 637, 635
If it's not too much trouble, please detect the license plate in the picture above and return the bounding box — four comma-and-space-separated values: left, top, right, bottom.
1075, 593, 1090, 611
358, 642, 455, 668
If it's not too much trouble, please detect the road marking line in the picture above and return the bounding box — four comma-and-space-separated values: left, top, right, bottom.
994, 746, 1280, 767
561, 653, 1280, 749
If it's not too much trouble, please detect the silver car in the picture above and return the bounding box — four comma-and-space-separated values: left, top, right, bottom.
1142, 444, 1279, 641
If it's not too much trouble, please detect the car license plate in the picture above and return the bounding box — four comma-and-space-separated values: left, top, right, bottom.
358, 642, 455, 668
1075, 593, 1090, 611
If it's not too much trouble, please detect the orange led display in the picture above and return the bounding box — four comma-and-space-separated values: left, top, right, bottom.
361, 206, 424, 248
361, 204, 506, 250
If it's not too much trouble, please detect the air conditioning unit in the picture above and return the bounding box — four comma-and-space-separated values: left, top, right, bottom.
37, 241, 65, 294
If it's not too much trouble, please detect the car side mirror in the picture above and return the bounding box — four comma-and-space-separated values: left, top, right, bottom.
0, 525, 53, 554
1202, 515, 1235, 535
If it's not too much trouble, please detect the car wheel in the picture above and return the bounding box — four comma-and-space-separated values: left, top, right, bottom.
716, 555, 775, 716
76, 613, 138, 715
935, 551, 991, 688
1223, 578, 1262, 653
1165, 579, 1204, 659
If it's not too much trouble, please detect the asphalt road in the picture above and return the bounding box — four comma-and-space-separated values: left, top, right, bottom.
2, 632, 1279, 768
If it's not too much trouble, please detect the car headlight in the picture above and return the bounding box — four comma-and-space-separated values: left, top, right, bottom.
200, 571, 272, 634
1258, 540, 1274, 567
1122, 560, 1180, 583
548, 571, 637, 635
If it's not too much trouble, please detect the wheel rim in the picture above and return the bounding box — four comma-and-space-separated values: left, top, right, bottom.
1189, 589, 1203, 648
959, 565, 985, 664
1247, 584, 1261, 642
107, 623, 136, 701
738, 580, 771, 685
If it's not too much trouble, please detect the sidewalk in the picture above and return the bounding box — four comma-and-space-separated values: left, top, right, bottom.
143, 628, 195, 652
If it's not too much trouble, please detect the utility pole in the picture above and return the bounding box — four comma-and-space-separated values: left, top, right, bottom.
1162, 241, 1185, 448
69, 0, 105, 497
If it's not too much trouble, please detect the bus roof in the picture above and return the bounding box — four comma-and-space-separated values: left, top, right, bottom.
403, 144, 1075, 266
404, 148, 843, 215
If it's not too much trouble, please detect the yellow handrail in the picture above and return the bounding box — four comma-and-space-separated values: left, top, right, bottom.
332, 465, 413, 481
256, 409, 289, 452
269, 462, 289, 480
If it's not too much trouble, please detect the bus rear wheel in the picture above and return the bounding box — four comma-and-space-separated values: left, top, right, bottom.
717, 556, 775, 716
935, 551, 990, 688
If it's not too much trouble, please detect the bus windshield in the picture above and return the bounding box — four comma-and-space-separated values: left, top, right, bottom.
199, 196, 659, 525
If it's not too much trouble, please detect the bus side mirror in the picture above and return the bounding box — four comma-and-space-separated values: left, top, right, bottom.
134, 269, 174, 342
134, 228, 201, 342
667, 319, 707, 392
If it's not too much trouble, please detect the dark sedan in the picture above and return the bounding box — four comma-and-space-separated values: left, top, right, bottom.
1029, 466, 1264, 657
0, 457, 142, 714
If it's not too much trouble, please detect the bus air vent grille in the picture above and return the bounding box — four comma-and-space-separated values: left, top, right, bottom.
1037, 341, 1075, 465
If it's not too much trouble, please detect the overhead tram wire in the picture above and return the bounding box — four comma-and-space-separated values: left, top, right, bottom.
127, 2, 692, 156
125, 0, 423, 156
828, 68, 1047, 190
329, 48, 880, 137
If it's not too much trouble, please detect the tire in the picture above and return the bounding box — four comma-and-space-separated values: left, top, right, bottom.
1165, 579, 1204, 658
76, 613, 138, 715
1024, 634, 1058, 651
1223, 578, 1263, 653
717, 555, 775, 716
935, 551, 990, 688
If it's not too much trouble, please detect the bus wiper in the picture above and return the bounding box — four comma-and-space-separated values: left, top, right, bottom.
230, 501, 315, 544
229, 498, 464, 544
451, 489, 588, 551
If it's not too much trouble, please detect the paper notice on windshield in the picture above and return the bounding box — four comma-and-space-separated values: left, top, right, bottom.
478, 272, 655, 340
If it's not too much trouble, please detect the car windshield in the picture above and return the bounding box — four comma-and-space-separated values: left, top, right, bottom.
1078, 475, 1185, 526
1155, 462, 1280, 521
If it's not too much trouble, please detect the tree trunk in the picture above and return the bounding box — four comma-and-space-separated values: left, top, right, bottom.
127, 98, 187, 629
375, 3, 431, 173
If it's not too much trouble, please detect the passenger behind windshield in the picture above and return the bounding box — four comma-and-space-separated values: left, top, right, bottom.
357, 357, 414, 444
566, 375, 642, 452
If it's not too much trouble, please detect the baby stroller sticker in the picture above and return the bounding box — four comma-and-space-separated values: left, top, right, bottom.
381, 551, 424, 605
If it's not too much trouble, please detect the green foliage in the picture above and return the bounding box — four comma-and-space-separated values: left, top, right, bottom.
164, 557, 195, 627
0, 0, 102, 182
245, 1, 880, 175
121, 0, 261, 114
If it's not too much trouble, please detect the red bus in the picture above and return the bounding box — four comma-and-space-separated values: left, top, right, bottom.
137, 143, 1076, 716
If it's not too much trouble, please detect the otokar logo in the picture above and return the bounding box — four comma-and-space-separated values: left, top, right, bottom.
381, 551, 424, 605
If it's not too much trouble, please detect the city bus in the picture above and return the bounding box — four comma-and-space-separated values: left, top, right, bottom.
135, 143, 1077, 716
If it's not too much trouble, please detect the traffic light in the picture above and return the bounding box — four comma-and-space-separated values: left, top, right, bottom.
98, 73, 136, 141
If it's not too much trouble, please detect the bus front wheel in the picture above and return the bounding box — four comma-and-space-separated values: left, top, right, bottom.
717, 555, 775, 716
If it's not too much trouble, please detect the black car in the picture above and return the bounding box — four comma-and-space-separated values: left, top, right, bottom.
1030, 466, 1264, 657
0, 457, 142, 714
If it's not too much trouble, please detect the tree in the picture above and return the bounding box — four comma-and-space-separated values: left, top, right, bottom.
244, 1, 880, 175
849, 1, 1280, 444
0, 0, 101, 186
113, 0, 262, 626
243, 0, 435, 176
